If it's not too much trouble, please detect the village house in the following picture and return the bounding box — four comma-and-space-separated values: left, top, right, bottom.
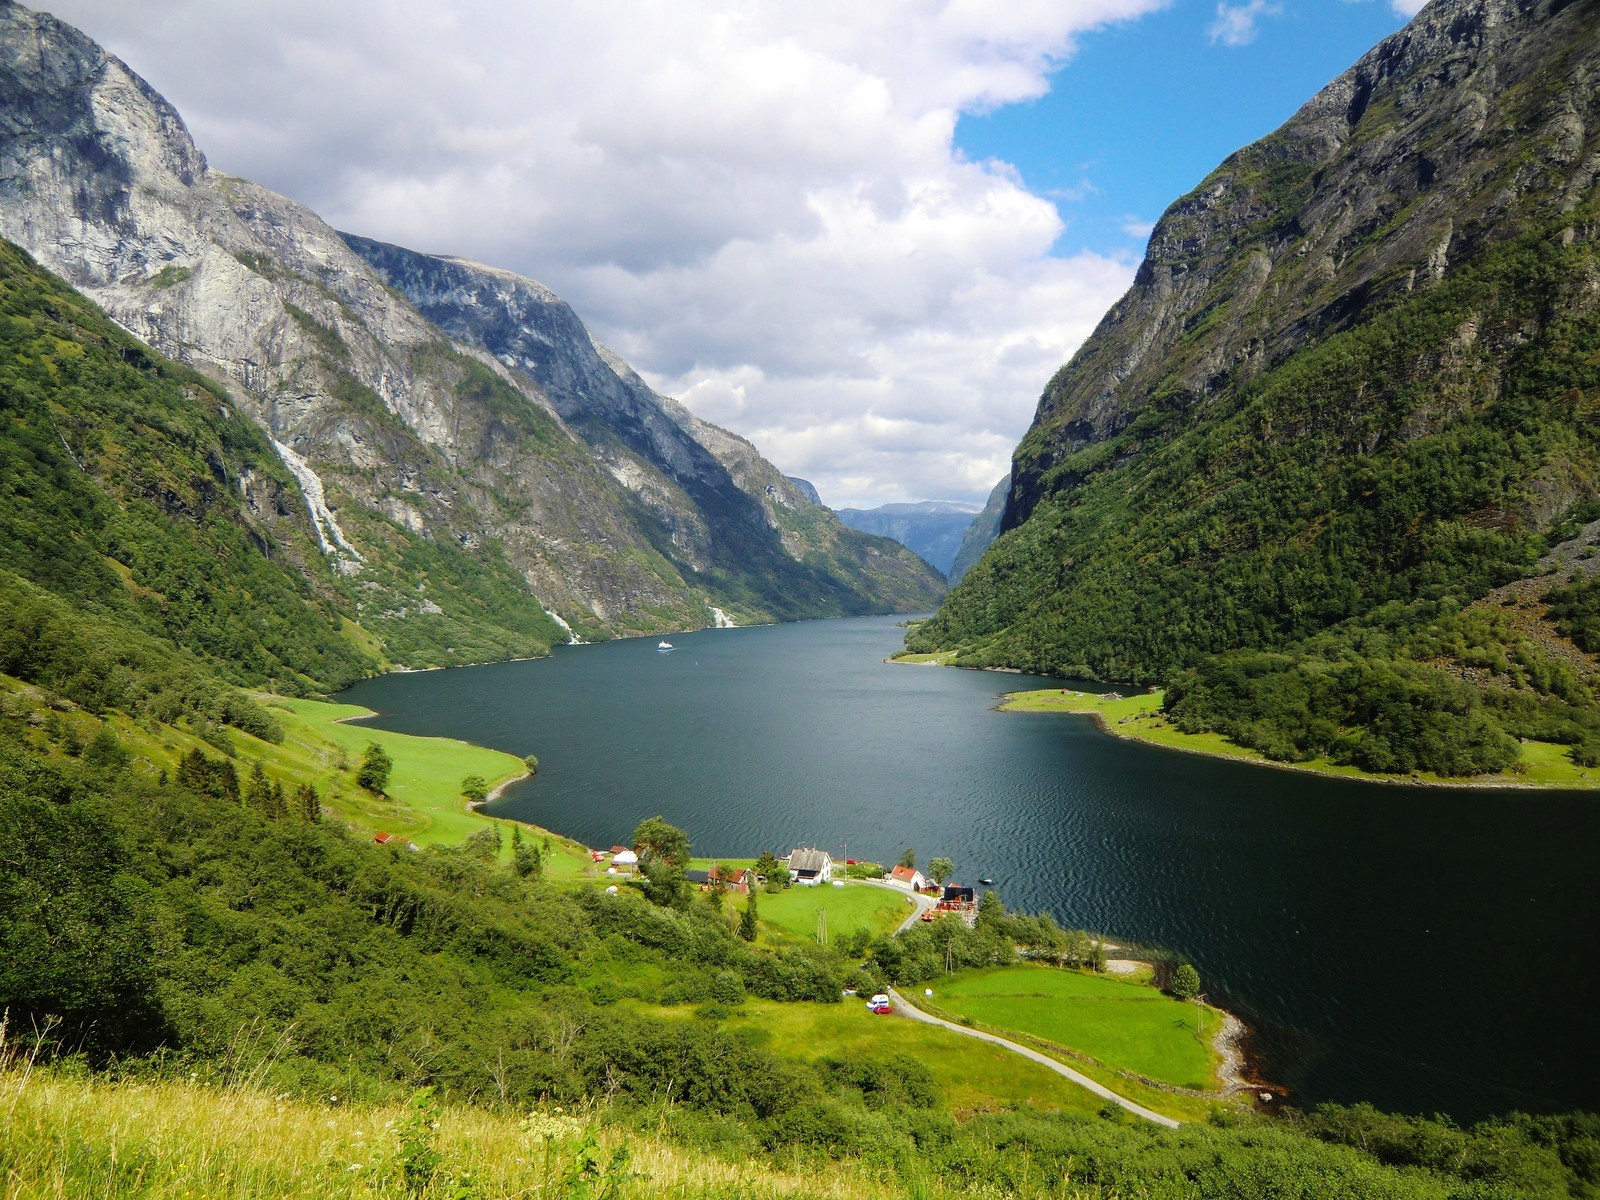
685, 866, 752, 894
889, 864, 927, 891
787, 847, 833, 886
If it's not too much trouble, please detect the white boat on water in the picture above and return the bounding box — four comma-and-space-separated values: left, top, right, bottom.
657, 640, 674, 651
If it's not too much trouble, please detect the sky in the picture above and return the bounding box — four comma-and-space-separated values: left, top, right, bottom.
43, 0, 1426, 509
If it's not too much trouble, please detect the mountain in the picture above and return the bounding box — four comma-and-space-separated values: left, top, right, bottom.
947, 475, 1009, 585
0, 2, 942, 668
911, 0, 1600, 775
833, 501, 981, 578
341, 236, 946, 624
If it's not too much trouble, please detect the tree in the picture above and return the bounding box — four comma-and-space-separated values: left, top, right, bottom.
641, 857, 688, 908
511, 826, 542, 880
245, 762, 273, 812
927, 856, 955, 885
1170, 962, 1201, 1000
976, 889, 1005, 931
357, 742, 392, 795
295, 782, 320, 822
754, 850, 787, 892
898, 848, 916, 869
464, 826, 501, 863
738, 892, 759, 941
460, 774, 488, 803
631, 815, 690, 867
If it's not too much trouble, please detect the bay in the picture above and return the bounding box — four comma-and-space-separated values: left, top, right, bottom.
338, 614, 1600, 1120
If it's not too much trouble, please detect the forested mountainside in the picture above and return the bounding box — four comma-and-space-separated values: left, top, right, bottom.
948, 475, 1009, 584
0, 237, 383, 704
911, 0, 1600, 776
0, 2, 942, 663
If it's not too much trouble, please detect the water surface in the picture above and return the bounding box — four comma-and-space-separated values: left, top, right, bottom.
339, 615, 1600, 1119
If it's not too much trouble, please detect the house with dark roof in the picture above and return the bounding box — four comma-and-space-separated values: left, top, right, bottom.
787, 847, 833, 886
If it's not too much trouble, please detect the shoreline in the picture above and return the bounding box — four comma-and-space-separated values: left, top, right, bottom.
889, 653, 1600, 790
1030, 690, 1600, 792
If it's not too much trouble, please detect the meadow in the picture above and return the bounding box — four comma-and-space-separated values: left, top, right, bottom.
928, 964, 1221, 1093
754, 882, 917, 944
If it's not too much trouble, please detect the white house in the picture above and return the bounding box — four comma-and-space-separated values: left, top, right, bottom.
787, 847, 833, 886
889, 864, 926, 891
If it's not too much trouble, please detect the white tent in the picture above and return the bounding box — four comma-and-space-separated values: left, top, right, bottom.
611, 849, 639, 867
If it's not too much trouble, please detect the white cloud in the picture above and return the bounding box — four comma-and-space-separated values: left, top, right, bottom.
41, 0, 1162, 506
1390, 0, 1428, 16
1207, 0, 1283, 46
1120, 216, 1156, 239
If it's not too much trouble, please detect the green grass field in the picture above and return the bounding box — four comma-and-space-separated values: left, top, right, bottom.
264, 698, 596, 875
929, 964, 1219, 1092
756, 882, 916, 944
1000, 688, 1600, 789
647, 998, 1109, 1118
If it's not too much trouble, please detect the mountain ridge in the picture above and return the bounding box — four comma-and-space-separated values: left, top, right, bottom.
909, 0, 1600, 775
0, 0, 942, 667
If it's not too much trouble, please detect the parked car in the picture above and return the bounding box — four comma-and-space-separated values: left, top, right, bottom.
867, 992, 892, 1014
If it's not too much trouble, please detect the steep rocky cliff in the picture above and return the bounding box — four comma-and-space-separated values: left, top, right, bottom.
1008, 0, 1600, 528
0, 1, 942, 666
913, 0, 1600, 683
343, 237, 945, 622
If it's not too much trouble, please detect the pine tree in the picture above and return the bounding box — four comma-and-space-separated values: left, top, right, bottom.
245, 763, 272, 812
295, 782, 320, 823
738, 893, 758, 942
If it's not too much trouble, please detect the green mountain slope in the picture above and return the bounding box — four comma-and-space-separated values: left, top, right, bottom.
0, 238, 378, 695
910, 0, 1600, 775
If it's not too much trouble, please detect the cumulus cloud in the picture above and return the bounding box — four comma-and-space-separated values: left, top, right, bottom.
43, 0, 1163, 506
1390, 0, 1428, 15
1207, 0, 1283, 46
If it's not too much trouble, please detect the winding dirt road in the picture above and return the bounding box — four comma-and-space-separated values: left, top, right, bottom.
885, 987, 1182, 1129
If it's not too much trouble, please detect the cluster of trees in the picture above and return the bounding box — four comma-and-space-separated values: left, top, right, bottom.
175, 748, 321, 822
865, 893, 1107, 985
1163, 597, 1600, 776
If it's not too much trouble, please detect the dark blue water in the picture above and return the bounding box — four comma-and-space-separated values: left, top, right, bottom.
339, 615, 1600, 1120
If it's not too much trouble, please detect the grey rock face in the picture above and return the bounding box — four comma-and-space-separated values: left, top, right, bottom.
344, 235, 944, 617
1009, 0, 1600, 528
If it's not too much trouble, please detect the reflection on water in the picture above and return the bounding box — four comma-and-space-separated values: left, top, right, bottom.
339, 615, 1600, 1119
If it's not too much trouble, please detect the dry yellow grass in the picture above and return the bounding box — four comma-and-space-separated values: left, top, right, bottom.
0, 1067, 935, 1200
